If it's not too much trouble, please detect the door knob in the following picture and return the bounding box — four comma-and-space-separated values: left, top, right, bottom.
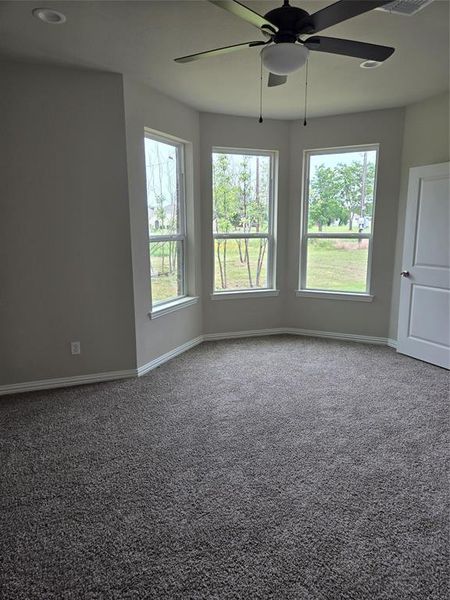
400, 271, 410, 278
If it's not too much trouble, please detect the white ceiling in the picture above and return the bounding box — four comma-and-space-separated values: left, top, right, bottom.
0, 0, 448, 119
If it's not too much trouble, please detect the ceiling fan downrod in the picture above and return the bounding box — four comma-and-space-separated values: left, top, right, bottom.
303, 58, 309, 126
259, 56, 264, 123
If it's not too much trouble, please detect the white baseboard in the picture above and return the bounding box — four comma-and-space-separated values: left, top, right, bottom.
204, 327, 392, 347
203, 328, 285, 341
285, 327, 390, 346
0, 330, 398, 397
136, 336, 204, 377
0, 369, 135, 397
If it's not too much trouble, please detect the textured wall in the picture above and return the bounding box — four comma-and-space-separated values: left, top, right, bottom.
286, 108, 405, 338
200, 108, 405, 338
0, 62, 136, 385
389, 92, 450, 339
199, 113, 290, 334
1, 60, 445, 389
122, 78, 203, 367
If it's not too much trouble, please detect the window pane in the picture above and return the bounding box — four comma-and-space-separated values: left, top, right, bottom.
145, 137, 180, 235
150, 241, 183, 304
212, 153, 271, 235
214, 238, 268, 291
307, 150, 377, 234
306, 238, 369, 293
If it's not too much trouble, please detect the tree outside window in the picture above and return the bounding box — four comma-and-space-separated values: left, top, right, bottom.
301, 146, 378, 294
145, 134, 186, 306
212, 150, 276, 292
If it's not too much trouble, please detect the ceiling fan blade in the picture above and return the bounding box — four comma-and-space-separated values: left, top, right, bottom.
209, 0, 278, 33
175, 40, 267, 63
304, 36, 395, 62
309, 1, 392, 34
268, 73, 288, 87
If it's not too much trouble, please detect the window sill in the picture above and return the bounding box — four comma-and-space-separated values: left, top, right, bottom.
149, 296, 199, 319
211, 289, 280, 300
296, 290, 374, 302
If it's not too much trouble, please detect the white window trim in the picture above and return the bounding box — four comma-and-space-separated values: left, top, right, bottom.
145, 130, 188, 310
212, 147, 278, 295
149, 295, 199, 319
298, 143, 379, 299
211, 289, 280, 300
296, 290, 374, 302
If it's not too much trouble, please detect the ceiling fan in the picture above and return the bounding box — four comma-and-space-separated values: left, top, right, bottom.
175, 0, 395, 87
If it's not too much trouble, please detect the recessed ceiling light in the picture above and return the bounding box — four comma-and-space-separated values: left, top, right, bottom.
32, 7, 67, 24
360, 60, 382, 69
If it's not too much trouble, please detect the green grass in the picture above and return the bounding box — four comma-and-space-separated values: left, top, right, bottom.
307, 223, 371, 234
150, 243, 181, 304
306, 239, 368, 292
149, 235, 369, 302
214, 239, 267, 290
151, 271, 179, 304
308, 223, 349, 233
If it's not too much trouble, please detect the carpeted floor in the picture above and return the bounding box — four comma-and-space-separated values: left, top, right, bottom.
0, 336, 448, 600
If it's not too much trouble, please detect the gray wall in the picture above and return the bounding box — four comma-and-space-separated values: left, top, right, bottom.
199, 113, 290, 334
123, 78, 203, 367
200, 108, 405, 339
389, 92, 450, 339
286, 108, 405, 337
0, 62, 136, 385
1, 59, 446, 389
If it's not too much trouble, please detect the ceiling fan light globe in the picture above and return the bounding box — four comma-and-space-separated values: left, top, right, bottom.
261, 43, 309, 75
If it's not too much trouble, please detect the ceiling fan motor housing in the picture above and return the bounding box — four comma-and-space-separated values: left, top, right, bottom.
264, 3, 314, 43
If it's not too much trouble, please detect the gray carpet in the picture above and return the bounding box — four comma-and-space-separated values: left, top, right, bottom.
0, 336, 448, 600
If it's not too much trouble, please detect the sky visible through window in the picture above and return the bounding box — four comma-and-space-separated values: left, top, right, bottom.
310, 150, 377, 175
144, 137, 179, 235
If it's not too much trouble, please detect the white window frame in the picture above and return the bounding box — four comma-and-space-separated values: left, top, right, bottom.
144, 130, 197, 317
211, 147, 279, 298
298, 144, 379, 301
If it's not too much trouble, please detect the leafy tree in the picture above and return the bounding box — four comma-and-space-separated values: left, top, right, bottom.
337, 155, 375, 230
213, 154, 238, 234
213, 154, 238, 288
253, 157, 269, 286
236, 157, 254, 286
212, 153, 272, 289
146, 143, 180, 276
309, 154, 376, 231
309, 164, 346, 230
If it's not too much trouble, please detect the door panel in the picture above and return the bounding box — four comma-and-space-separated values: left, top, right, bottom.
409, 285, 450, 347
397, 162, 450, 369
415, 178, 450, 268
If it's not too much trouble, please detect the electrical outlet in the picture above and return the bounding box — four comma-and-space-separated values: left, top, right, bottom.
71, 341, 81, 355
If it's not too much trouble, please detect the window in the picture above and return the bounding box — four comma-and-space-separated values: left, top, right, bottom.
144, 133, 186, 308
212, 149, 276, 293
299, 145, 379, 297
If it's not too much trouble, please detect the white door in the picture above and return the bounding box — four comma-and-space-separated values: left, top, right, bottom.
397, 162, 450, 369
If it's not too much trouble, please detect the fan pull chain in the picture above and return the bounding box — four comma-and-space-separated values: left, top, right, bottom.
259, 56, 264, 123
303, 57, 309, 126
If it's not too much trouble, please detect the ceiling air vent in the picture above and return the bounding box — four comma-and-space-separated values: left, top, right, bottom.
377, 0, 434, 16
